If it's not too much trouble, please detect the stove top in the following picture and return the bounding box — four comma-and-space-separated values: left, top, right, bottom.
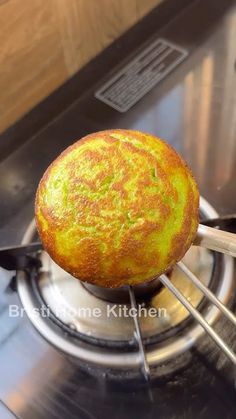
0, 0, 236, 418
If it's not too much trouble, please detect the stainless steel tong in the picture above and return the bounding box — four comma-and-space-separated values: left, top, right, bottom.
194, 223, 236, 257
0, 215, 236, 271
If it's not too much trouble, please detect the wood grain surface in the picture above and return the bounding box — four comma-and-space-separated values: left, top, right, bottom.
0, 0, 163, 133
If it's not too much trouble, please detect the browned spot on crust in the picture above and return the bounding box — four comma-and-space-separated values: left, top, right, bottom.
35, 129, 199, 288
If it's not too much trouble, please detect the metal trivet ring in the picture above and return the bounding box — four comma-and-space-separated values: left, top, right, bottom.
17, 197, 235, 379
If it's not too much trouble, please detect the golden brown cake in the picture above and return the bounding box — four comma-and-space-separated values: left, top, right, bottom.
35, 129, 199, 288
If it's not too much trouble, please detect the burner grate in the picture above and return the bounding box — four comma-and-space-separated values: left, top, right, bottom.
113, 258, 236, 381
15, 197, 236, 378
160, 268, 236, 364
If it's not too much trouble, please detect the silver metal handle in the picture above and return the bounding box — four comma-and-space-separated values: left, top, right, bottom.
160, 274, 236, 365
194, 224, 236, 257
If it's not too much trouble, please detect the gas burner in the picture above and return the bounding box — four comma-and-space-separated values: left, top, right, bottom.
17, 197, 234, 377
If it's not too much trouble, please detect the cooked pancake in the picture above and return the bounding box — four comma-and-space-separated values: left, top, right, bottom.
35, 130, 199, 288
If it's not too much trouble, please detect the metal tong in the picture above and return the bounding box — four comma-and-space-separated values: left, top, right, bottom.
0, 215, 236, 271
195, 224, 236, 257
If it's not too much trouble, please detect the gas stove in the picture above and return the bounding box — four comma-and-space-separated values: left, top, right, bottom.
0, 0, 236, 418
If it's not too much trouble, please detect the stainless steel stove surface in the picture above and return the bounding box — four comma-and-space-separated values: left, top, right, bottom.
0, 0, 236, 418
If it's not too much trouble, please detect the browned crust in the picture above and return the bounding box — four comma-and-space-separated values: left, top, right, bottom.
35, 129, 199, 288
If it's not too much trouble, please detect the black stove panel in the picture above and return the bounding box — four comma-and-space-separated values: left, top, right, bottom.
0, 0, 236, 418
